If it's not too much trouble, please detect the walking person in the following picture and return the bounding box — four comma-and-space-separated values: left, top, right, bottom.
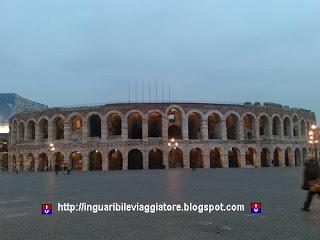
301, 155, 320, 212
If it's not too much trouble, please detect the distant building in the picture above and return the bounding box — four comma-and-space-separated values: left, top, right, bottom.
0, 93, 47, 170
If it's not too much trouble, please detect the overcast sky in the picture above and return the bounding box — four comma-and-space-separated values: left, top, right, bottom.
0, 0, 319, 117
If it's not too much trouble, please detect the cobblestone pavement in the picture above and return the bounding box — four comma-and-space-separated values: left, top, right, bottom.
0, 168, 320, 240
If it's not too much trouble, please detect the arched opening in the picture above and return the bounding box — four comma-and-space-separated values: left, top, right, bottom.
273, 148, 282, 167
38, 153, 48, 171
70, 152, 83, 170
168, 107, 183, 139
168, 125, 182, 140
285, 148, 293, 167
245, 148, 256, 166
109, 149, 123, 170
148, 149, 163, 169
243, 114, 256, 140
128, 149, 143, 170
12, 155, 17, 170
228, 148, 239, 168
188, 112, 202, 139
300, 119, 306, 137
128, 113, 142, 139
18, 154, 24, 172
88, 115, 101, 138
210, 148, 222, 168
295, 148, 301, 166
259, 115, 270, 138
89, 151, 102, 170
190, 148, 203, 168
208, 113, 221, 139
53, 152, 64, 171
283, 117, 292, 137
26, 121, 36, 141
303, 148, 308, 164
27, 153, 35, 171
261, 148, 270, 167
53, 117, 64, 140
293, 116, 299, 137
39, 118, 48, 140
108, 113, 122, 137
272, 116, 281, 136
70, 115, 82, 139
169, 148, 184, 168
148, 112, 162, 138
18, 122, 25, 142
226, 114, 239, 140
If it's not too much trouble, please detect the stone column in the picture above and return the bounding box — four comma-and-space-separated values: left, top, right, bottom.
122, 118, 128, 141
202, 119, 209, 141
48, 120, 53, 144
163, 148, 169, 169
183, 149, 189, 169
123, 151, 128, 170
82, 151, 89, 171
183, 116, 188, 140
102, 151, 108, 170
203, 149, 210, 169
255, 150, 261, 167
239, 120, 244, 140
82, 119, 88, 144
162, 116, 168, 140
142, 115, 148, 140
255, 118, 260, 140
64, 121, 71, 142
101, 119, 107, 143
143, 148, 148, 169
280, 120, 284, 140
222, 152, 229, 168
239, 152, 246, 168
221, 120, 227, 141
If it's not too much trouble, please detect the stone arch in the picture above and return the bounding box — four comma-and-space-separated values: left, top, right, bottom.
188, 111, 203, 140
210, 148, 223, 168
70, 151, 83, 170
292, 115, 300, 137
259, 114, 270, 138
128, 112, 142, 139
190, 148, 203, 168
89, 150, 102, 170
273, 148, 282, 167
128, 149, 143, 170
148, 111, 162, 138
148, 149, 163, 169
228, 148, 240, 168
27, 153, 35, 171
109, 149, 123, 170
26, 120, 36, 141
54, 152, 64, 171
38, 117, 49, 140
108, 113, 122, 137
245, 148, 257, 166
295, 148, 302, 166
226, 113, 240, 140
300, 119, 306, 137
52, 116, 65, 140
243, 113, 257, 140
272, 115, 281, 137
88, 114, 101, 138
283, 116, 292, 137
18, 154, 24, 172
208, 112, 222, 139
261, 148, 271, 167
167, 106, 184, 140
18, 121, 25, 142
285, 147, 293, 167
38, 153, 48, 171
169, 148, 184, 168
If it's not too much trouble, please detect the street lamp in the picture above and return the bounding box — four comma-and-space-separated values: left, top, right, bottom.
48, 143, 55, 171
168, 138, 179, 168
308, 124, 319, 164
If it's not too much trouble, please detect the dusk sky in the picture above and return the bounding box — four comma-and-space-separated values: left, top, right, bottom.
0, 0, 319, 117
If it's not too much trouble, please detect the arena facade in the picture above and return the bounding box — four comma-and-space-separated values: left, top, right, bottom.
7, 102, 316, 172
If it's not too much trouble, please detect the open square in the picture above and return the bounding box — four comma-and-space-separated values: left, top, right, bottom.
1, 168, 319, 240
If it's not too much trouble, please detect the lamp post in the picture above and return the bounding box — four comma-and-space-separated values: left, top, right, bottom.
308, 124, 319, 165
168, 138, 179, 168
48, 143, 55, 171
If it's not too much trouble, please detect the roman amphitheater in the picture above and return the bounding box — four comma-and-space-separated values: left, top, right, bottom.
7, 102, 316, 172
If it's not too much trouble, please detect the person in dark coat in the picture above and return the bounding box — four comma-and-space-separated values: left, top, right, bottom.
301, 155, 320, 212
